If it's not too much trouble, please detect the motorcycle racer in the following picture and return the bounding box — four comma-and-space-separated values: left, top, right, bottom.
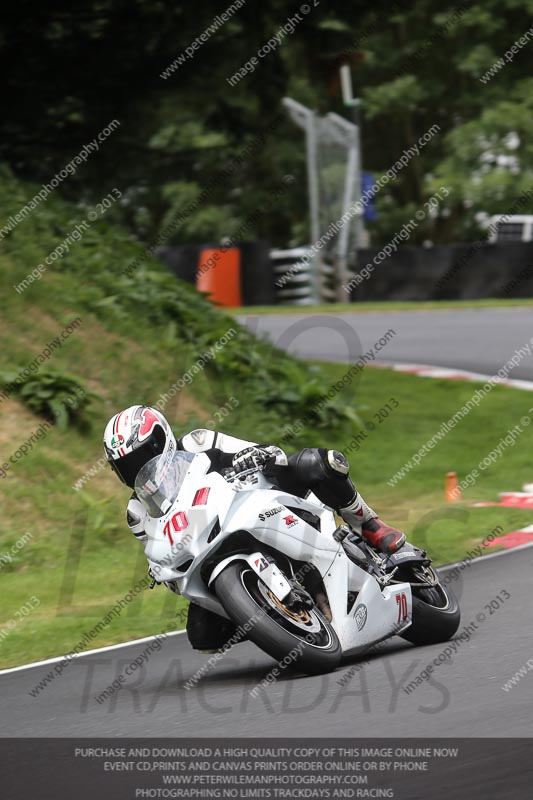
104, 405, 406, 650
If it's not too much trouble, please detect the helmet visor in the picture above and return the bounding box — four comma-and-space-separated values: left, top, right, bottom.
111, 439, 163, 488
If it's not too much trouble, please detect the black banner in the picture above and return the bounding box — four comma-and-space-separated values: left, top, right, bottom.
2, 738, 531, 800
350, 241, 533, 302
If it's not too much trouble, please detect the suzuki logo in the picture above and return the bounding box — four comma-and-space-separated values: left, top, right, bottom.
283, 515, 298, 528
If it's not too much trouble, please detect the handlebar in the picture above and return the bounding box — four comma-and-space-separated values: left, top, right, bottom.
222, 464, 266, 482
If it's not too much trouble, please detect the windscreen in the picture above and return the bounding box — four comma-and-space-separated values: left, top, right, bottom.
134, 451, 195, 517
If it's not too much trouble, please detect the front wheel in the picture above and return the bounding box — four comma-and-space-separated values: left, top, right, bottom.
214, 561, 341, 675
401, 583, 460, 645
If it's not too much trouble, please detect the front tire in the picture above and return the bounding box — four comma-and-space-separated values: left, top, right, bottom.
401, 583, 460, 645
214, 561, 341, 675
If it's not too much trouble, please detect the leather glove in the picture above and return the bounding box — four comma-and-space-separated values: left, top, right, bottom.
232, 445, 287, 474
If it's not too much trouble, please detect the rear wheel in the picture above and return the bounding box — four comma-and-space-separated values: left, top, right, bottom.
401, 582, 460, 645
214, 561, 341, 675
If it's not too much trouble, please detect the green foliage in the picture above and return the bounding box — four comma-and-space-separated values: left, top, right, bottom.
77, 494, 123, 540
159, 181, 240, 244
429, 79, 533, 235
0, 369, 97, 431
4, 2, 533, 250
3, 361, 533, 668
5, 0, 533, 246
362, 75, 427, 120
0, 166, 355, 432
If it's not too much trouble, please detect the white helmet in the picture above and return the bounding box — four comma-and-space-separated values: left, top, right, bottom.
103, 405, 176, 489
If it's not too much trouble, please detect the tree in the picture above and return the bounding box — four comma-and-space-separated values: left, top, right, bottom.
3, 0, 533, 247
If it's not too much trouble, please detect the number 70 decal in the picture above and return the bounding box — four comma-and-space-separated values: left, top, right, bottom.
396, 592, 408, 623
163, 511, 189, 545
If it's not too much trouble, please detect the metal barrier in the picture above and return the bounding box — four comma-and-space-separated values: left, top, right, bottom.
271, 247, 315, 305
486, 214, 533, 242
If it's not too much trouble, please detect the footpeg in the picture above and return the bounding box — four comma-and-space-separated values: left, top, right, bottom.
340, 538, 369, 569
333, 524, 351, 543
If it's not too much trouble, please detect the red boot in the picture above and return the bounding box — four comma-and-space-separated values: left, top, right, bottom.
339, 494, 405, 555
360, 517, 406, 555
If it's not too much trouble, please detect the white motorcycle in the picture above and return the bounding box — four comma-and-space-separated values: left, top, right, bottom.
136, 451, 460, 675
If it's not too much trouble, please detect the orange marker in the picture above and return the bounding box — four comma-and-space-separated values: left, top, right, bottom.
197, 247, 242, 307
445, 471, 461, 502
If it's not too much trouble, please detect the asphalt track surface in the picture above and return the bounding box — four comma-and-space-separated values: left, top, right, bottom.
1, 308, 532, 741
1, 546, 531, 737
237, 307, 533, 380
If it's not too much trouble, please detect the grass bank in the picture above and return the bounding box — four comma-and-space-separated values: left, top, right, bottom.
236, 299, 533, 315
2, 363, 531, 668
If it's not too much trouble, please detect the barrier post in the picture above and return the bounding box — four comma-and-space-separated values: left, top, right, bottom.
196, 247, 242, 307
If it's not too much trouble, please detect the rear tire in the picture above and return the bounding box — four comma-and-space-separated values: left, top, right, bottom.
214, 561, 341, 675
401, 583, 460, 645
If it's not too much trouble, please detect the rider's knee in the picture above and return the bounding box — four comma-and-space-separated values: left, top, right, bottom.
325, 449, 350, 476
290, 447, 350, 483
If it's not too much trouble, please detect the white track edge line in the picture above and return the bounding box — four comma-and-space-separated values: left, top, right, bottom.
4, 541, 532, 675
438, 539, 533, 571
0, 630, 187, 676
371, 361, 533, 391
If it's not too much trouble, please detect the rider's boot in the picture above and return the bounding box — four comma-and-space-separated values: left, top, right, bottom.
186, 602, 243, 653
284, 448, 406, 556
338, 494, 405, 555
